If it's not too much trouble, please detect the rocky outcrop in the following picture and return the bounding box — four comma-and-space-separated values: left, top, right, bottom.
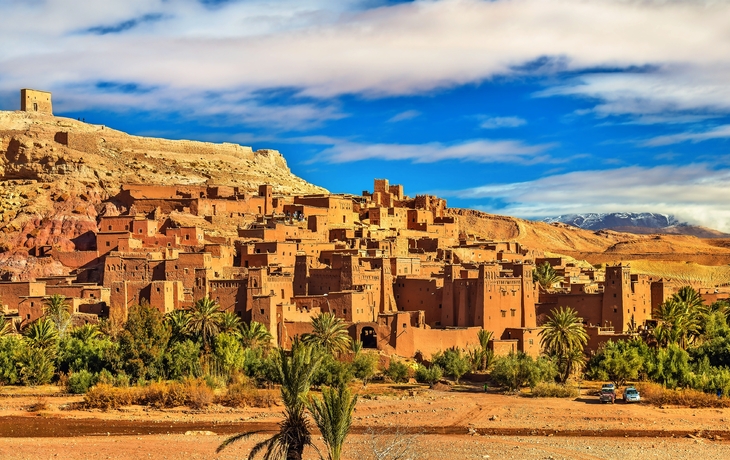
0, 110, 326, 279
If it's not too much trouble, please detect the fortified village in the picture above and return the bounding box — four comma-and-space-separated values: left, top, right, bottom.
0, 90, 710, 358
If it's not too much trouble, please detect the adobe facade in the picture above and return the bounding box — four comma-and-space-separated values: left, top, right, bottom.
0, 178, 677, 357
20, 89, 53, 115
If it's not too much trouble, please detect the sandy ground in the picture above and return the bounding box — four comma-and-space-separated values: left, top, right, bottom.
1, 383, 729, 459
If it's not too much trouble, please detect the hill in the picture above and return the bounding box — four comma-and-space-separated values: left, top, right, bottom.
542, 212, 727, 238
0, 110, 325, 278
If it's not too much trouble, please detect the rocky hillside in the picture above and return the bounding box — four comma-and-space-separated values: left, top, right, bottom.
0, 110, 325, 279
448, 208, 730, 266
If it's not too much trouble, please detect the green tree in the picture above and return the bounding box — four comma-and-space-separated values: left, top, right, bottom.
533, 261, 564, 292
491, 352, 557, 391
24, 318, 59, 353
0, 335, 25, 384
308, 384, 358, 460
646, 343, 692, 389
43, 294, 71, 338
57, 335, 117, 375
218, 340, 324, 459
165, 310, 191, 344
0, 314, 13, 337
351, 352, 378, 386
654, 298, 701, 349
17, 346, 54, 385
240, 321, 273, 350
433, 347, 471, 384
117, 303, 171, 381
539, 307, 588, 383
164, 339, 202, 380
585, 340, 644, 388
476, 329, 494, 371
213, 332, 246, 377
384, 360, 410, 383
302, 312, 351, 356
70, 323, 102, 341
186, 297, 223, 352
415, 364, 443, 385
219, 312, 242, 336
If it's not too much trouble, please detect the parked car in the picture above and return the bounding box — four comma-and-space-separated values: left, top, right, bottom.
599, 388, 616, 404
623, 386, 640, 403
599, 384, 616, 404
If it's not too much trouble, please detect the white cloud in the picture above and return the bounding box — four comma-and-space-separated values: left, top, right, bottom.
642, 124, 730, 147
480, 116, 527, 129
448, 165, 730, 231
388, 110, 421, 122
3, 0, 730, 118
313, 138, 553, 164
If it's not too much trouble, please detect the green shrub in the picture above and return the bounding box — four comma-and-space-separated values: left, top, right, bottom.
67, 370, 97, 394
433, 348, 471, 383
490, 352, 556, 391
529, 383, 579, 398
415, 364, 443, 385
57, 336, 117, 375
164, 339, 201, 380
352, 352, 378, 385
0, 335, 25, 385
313, 353, 353, 387
17, 347, 54, 386
384, 360, 410, 383
212, 332, 245, 378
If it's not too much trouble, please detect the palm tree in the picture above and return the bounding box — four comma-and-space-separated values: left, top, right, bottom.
533, 262, 564, 292
240, 321, 273, 349
186, 297, 223, 352
0, 314, 13, 337
350, 339, 363, 357
24, 318, 59, 351
166, 309, 191, 343
307, 384, 358, 460
477, 329, 494, 371
539, 307, 588, 383
70, 323, 101, 341
43, 294, 71, 337
653, 298, 701, 349
219, 311, 242, 336
218, 340, 324, 459
302, 313, 351, 356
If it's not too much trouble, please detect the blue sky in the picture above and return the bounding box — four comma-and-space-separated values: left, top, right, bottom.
3, 0, 730, 230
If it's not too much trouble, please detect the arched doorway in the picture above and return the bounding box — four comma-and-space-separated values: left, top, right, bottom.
360, 326, 377, 348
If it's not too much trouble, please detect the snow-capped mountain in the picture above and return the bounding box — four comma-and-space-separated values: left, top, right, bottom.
540, 212, 728, 238
541, 212, 679, 231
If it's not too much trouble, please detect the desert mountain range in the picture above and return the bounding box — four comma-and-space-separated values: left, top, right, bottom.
1, 110, 730, 284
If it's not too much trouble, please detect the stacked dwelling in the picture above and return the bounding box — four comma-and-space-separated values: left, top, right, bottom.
0, 178, 675, 357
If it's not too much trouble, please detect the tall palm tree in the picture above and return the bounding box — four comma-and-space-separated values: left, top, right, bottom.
218, 340, 324, 459
302, 313, 351, 356
653, 298, 701, 349
219, 311, 242, 336
186, 297, 223, 352
165, 309, 191, 344
477, 329, 494, 371
308, 384, 358, 460
539, 307, 588, 383
43, 294, 71, 338
70, 323, 101, 341
24, 318, 59, 351
533, 262, 564, 292
240, 321, 273, 349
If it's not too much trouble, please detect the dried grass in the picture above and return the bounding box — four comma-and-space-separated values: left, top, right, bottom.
84, 379, 214, 411
636, 382, 730, 408
529, 383, 579, 398
219, 383, 278, 408
26, 396, 49, 412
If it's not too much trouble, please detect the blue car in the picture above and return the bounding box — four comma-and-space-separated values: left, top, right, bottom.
623, 387, 640, 403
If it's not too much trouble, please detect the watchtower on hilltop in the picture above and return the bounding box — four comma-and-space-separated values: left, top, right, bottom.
20, 89, 52, 115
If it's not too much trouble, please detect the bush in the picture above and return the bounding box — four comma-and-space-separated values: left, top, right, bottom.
313, 353, 353, 387
415, 364, 443, 385
585, 340, 645, 387
57, 336, 117, 375
0, 335, 25, 385
221, 383, 278, 408
243, 347, 281, 385
352, 352, 378, 385
67, 370, 97, 394
186, 379, 214, 410
384, 360, 410, 383
490, 352, 556, 391
636, 382, 730, 408
433, 348, 471, 384
17, 347, 54, 386
164, 340, 201, 380
84, 384, 139, 410
212, 333, 246, 378
529, 383, 579, 398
